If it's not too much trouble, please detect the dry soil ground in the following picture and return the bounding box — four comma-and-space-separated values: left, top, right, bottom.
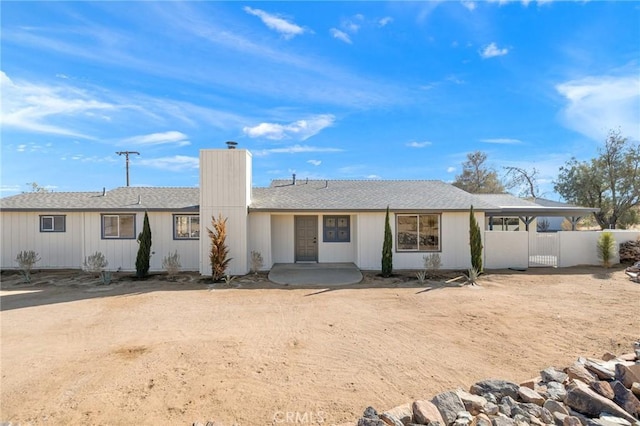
1, 267, 639, 426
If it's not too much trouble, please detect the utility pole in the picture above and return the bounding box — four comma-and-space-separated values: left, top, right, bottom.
116, 151, 140, 187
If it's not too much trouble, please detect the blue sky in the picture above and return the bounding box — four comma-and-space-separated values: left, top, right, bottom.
1, 1, 639, 199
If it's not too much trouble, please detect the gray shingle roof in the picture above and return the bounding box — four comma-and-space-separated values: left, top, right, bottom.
0, 187, 199, 211
473, 193, 542, 208
250, 180, 498, 211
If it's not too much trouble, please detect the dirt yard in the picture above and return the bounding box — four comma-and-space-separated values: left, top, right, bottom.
1, 267, 639, 425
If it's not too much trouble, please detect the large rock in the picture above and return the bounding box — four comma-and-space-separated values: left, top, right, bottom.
564, 379, 637, 423
542, 368, 569, 384
632, 384, 640, 399
519, 386, 545, 406
544, 400, 570, 416
470, 380, 520, 401
547, 382, 568, 402
591, 381, 615, 400
473, 414, 492, 426
456, 389, 488, 415
491, 416, 515, 426
359, 407, 387, 426
567, 363, 598, 384
413, 400, 446, 426
431, 391, 466, 425
611, 380, 640, 416
615, 364, 640, 389
584, 360, 616, 381
381, 403, 413, 426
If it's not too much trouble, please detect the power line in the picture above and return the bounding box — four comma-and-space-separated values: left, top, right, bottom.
116, 151, 140, 187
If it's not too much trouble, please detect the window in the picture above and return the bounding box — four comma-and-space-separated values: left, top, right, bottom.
102, 214, 136, 239
323, 215, 350, 242
40, 215, 66, 232
396, 214, 440, 251
174, 214, 200, 239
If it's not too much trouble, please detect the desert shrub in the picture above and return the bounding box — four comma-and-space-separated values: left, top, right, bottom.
597, 231, 616, 268
162, 250, 181, 277
208, 214, 231, 281
250, 250, 264, 274
416, 270, 427, 285
83, 251, 112, 285
381, 206, 393, 277
135, 212, 152, 278
423, 253, 442, 277
465, 267, 480, 286
15, 250, 40, 283
83, 251, 108, 274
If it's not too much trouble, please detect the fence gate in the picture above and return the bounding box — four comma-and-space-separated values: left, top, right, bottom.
529, 233, 559, 267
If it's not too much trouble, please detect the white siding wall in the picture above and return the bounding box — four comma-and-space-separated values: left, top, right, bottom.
558, 230, 640, 267
248, 212, 272, 270
318, 213, 356, 263
484, 231, 529, 269
356, 213, 385, 270
1, 211, 200, 271
1, 212, 84, 269
199, 149, 252, 275
271, 214, 294, 263
356, 211, 477, 270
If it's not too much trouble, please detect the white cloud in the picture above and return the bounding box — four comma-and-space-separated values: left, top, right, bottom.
406, 141, 432, 148
0, 71, 116, 139
378, 17, 393, 27
480, 138, 523, 144
480, 42, 509, 59
136, 155, 199, 172
330, 28, 352, 44
341, 19, 360, 34
307, 159, 322, 166
243, 114, 335, 141
556, 74, 640, 142
366, 174, 381, 179
253, 145, 343, 156
462, 1, 477, 11
447, 167, 456, 173
244, 7, 306, 39
0, 185, 21, 195
16, 144, 27, 152
120, 131, 190, 147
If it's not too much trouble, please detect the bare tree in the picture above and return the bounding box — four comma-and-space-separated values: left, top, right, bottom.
504, 166, 540, 199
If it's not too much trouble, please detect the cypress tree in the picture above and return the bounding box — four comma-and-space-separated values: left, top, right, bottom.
381, 205, 393, 277
135, 211, 152, 278
469, 205, 483, 272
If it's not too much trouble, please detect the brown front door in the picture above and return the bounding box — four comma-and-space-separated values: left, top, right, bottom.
295, 216, 318, 262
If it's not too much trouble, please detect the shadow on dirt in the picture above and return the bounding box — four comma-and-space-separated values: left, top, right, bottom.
0, 265, 630, 311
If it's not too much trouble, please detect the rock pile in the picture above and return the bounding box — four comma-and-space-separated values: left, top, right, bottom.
620, 240, 640, 264
357, 342, 640, 426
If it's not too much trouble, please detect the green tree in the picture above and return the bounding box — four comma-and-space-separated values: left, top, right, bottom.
469, 205, 483, 273
453, 151, 505, 194
381, 206, 393, 277
554, 130, 640, 229
208, 214, 232, 281
135, 212, 152, 278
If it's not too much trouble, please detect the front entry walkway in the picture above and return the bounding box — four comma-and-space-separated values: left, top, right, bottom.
268, 263, 363, 286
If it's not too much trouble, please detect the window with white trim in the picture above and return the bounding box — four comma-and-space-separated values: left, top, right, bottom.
174, 214, 200, 239
102, 214, 136, 239
40, 215, 66, 232
396, 214, 440, 251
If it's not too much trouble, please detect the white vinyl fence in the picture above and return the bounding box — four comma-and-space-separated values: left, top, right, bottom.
484, 230, 639, 269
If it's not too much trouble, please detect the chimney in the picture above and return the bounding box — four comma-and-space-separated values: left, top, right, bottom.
225, 141, 238, 149
292, 173, 296, 185
102, 187, 106, 196
137, 195, 141, 205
